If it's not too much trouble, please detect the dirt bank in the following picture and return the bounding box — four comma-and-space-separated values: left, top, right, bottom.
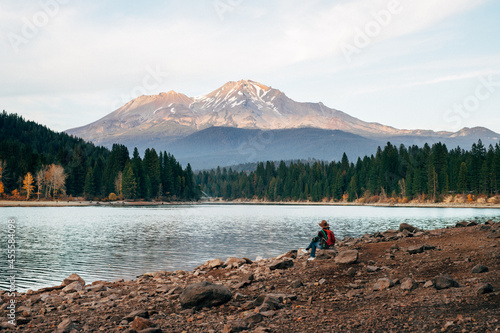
0, 221, 499, 332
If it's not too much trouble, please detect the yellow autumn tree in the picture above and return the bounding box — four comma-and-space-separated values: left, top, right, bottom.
11, 189, 20, 199
23, 172, 35, 200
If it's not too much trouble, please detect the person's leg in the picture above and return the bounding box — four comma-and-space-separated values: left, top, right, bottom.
310, 241, 320, 258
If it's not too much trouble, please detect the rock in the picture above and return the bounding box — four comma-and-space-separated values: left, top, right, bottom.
281, 250, 297, 259
243, 312, 263, 325
346, 289, 363, 298
433, 274, 459, 290
290, 280, 303, 288
346, 267, 357, 277
254, 293, 295, 311
408, 244, 435, 254
455, 221, 469, 228
268, 259, 293, 270
476, 283, 493, 294
407, 245, 424, 254
130, 316, 154, 331
260, 310, 275, 318
206, 258, 224, 269
467, 221, 478, 227
316, 249, 337, 259
400, 277, 418, 291
56, 318, 76, 333
401, 229, 413, 237
366, 265, 380, 272
123, 309, 149, 322
422, 244, 436, 251
242, 273, 254, 281
423, 280, 433, 288
224, 257, 247, 269
471, 264, 489, 273
62, 273, 85, 287
399, 223, 416, 233
166, 286, 183, 296
373, 278, 394, 291
335, 250, 359, 264
179, 281, 232, 309
88, 283, 106, 292
382, 229, 398, 237
235, 280, 252, 289
62, 281, 83, 293
0, 322, 16, 329
223, 320, 247, 333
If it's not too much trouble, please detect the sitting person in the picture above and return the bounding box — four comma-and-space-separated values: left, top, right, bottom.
306, 220, 335, 261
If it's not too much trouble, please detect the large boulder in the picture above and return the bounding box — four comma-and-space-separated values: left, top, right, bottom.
335, 250, 359, 264
401, 277, 418, 291
269, 259, 293, 270
433, 274, 459, 290
62, 273, 85, 287
62, 281, 83, 293
399, 223, 417, 233
373, 278, 394, 291
476, 283, 493, 294
471, 264, 489, 273
179, 281, 232, 309
224, 257, 247, 269
207, 258, 224, 269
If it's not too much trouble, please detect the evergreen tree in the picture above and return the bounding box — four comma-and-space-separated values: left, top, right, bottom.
143, 148, 161, 199
83, 167, 95, 199
457, 162, 468, 194
122, 162, 137, 199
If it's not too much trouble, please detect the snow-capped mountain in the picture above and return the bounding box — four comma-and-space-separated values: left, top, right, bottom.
66, 79, 500, 169
67, 79, 431, 143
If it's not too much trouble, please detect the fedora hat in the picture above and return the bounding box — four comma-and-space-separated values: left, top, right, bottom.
319, 220, 329, 228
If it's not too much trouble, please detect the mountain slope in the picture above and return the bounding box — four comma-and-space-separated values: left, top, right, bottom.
167, 127, 379, 170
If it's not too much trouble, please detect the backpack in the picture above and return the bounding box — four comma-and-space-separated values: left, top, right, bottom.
320, 229, 336, 248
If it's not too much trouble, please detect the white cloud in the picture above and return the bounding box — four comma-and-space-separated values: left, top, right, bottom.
0, 0, 497, 132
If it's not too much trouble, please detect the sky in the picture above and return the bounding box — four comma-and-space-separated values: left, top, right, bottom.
1, 0, 499, 133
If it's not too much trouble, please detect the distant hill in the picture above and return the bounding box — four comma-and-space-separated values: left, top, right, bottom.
166, 127, 379, 170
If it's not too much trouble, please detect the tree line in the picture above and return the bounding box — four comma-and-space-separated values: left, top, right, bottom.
0, 112, 198, 201
196, 141, 500, 202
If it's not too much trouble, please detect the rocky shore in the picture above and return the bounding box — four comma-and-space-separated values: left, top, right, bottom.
1, 221, 499, 332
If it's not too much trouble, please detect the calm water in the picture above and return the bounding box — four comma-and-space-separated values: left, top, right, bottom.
0, 204, 499, 292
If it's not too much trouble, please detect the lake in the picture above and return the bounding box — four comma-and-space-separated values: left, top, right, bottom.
1, 204, 499, 292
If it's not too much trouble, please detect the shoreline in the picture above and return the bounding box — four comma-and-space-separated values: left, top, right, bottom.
2, 199, 500, 209
1, 220, 498, 332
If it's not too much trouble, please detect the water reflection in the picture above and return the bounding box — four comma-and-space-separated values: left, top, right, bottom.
0, 204, 498, 292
